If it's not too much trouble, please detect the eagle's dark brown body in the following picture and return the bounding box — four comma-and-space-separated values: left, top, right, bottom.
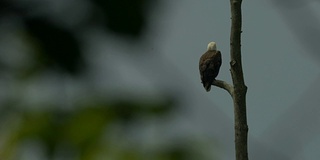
199, 50, 222, 92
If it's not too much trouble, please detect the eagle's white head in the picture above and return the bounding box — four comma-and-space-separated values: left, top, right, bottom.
207, 41, 217, 51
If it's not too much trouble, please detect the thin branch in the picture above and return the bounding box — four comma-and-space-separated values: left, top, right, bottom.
212, 80, 234, 96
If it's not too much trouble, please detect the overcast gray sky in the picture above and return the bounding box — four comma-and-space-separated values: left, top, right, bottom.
100, 0, 320, 159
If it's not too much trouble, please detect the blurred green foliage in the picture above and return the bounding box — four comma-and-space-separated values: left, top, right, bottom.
0, 0, 218, 159
1, 0, 154, 76
25, 18, 84, 75
0, 99, 176, 160
92, 0, 149, 37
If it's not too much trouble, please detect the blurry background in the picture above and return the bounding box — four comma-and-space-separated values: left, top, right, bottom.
0, 0, 320, 160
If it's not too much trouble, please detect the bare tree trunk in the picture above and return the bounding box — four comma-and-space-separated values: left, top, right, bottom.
229, 0, 248, 160
213, 0, 248, 159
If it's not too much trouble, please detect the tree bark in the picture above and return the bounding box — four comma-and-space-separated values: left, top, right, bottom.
229, 0, 248, 160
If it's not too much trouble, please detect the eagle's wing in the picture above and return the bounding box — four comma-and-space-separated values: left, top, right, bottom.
213, 51, 222, 77
199, 50, 222, 91
199, 51, 220, 78
199, 56, 214, 79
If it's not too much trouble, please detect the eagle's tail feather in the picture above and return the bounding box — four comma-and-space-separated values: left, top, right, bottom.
204, 83, 211, 92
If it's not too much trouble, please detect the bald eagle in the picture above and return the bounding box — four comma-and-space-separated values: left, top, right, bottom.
199, 42, 222, 92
